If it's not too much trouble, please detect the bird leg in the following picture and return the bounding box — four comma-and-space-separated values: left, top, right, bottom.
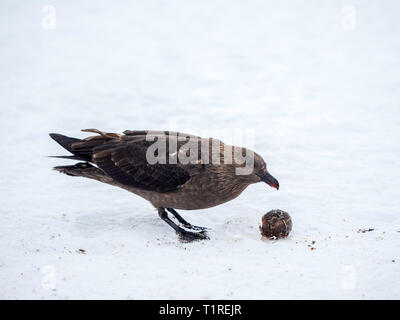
158, 209, 209, 242
166, 208, 208, 231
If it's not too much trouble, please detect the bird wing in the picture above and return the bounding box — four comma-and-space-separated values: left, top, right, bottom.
90, 135, 203, 193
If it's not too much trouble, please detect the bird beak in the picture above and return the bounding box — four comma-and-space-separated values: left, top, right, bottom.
260, 172, 279, 190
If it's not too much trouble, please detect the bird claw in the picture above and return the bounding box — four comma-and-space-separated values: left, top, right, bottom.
178, 230, 210, 242
183, 224, 209, 231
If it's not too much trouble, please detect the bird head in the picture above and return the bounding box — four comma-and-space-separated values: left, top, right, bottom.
253, 153, 279, 190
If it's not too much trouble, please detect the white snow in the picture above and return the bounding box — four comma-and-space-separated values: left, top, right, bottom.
1, 0, 399, 299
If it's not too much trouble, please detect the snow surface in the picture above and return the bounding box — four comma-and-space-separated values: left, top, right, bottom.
1, 0, 400, 299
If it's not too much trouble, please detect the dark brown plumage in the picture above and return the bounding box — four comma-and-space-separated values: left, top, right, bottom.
50, 129, 279, 241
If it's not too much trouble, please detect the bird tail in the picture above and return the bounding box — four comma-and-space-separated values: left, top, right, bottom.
53, 162, 93, 176
49, 133, 92, 162
53, 162, 114, 184
49, 133, 80, 153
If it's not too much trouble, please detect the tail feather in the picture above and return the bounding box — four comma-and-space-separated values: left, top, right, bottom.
53, 162, 95, 176
53, 162, 115, 185
49, 133, 92, 162
48, 155, 90, 161
49, 133, 80, 153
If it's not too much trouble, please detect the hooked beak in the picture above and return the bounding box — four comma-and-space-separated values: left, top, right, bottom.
259, 172, 279, 190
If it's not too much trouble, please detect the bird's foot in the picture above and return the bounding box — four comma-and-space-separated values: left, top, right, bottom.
166, 208, 209, 232
177, 229, 209, 242
182, 223, 209, 231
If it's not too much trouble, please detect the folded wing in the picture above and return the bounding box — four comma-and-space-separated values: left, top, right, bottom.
71, 130, 204, 193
